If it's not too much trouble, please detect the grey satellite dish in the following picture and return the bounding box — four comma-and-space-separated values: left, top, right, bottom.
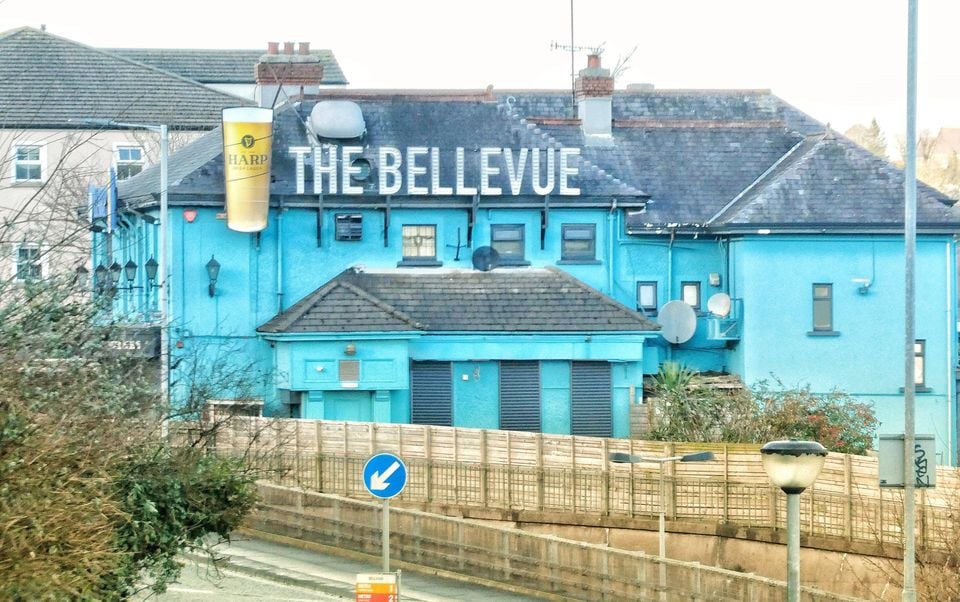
471, 246, 500, 271
657, 300, 697, 344
309, 101, 366, 139
707, 292, 732, 318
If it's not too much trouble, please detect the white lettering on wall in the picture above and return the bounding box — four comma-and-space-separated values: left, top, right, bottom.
286, 145, 580, 196
379, 147, 402, 195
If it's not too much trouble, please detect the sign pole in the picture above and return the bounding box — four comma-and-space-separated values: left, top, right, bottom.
382, 499, 390, 572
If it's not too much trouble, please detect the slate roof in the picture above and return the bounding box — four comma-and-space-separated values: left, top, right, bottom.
106, 48, 348, 85
702, 132, 960, 231
0, 27, 251, 129
121, 94, 650, 203
116, 84, 960, 233
258, 267, 658, 334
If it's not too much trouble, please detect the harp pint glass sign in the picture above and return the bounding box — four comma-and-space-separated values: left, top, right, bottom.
222, 107, 273, 232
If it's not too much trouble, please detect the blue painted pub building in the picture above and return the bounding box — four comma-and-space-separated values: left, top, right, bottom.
102, 56, 960, 463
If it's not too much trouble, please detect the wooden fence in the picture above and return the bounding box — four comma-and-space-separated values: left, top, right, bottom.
252, 483, 864, 602
190, 417, 960, 552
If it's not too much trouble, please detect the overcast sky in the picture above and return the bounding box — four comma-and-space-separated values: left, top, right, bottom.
5, 0, 957, 137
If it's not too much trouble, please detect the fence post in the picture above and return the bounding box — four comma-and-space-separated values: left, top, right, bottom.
629, 438, 636, 518
537, 433, 545, 511
722, 445, 729, 523
844, 454, 853, 540
601, 438, 610, 515
425, 427, 433, 503
480, 429, 488, 506
667, 442, 676, 520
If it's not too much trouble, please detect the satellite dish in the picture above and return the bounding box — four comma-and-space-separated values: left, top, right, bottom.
309, 101, 366, 139
707, 292, 732, 318
657, 300, 697, 344
471, 246, 500, 271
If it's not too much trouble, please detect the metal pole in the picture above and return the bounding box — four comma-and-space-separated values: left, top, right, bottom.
786, 493, 800, 602
159, 125, 170, 439
903, 1, 918, 600
382, 499, 390, 572
569, 0, 576, 118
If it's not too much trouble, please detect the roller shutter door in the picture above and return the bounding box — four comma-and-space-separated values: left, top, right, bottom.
410, 361, 453, 426
499, 360, 541, 432
571, 361, 612, 437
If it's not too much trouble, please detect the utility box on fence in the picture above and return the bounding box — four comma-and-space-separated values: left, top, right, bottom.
878, 434, 936, 488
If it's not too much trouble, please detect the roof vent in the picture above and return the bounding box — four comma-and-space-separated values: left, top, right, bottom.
309, 101, 365, 139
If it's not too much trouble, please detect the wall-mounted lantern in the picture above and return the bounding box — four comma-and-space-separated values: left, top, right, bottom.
206, 256, 221, 297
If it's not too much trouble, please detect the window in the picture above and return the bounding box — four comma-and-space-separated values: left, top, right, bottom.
16, 245, 42, 281
401, 225, 437, 262
115, 146, 144, 180
12, 144, 43, 182
491, 224, 525, 263
637, 281, 658, 316
561, 223, 596, 261
914, 340, 926, 388
681, 281, 701, 310
812, 283, 833, 332
335, 214, 363, 241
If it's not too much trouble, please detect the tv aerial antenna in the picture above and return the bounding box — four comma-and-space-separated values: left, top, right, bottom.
550, 0, 603, 118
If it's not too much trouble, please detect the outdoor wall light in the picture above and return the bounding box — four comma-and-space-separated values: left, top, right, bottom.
74, 264, 89, 287
206, 256, 220, 297
144, 257, 159, 286
109, 261, 122, 285
123, 260, 138, 285
94, 263, 108, 293
760, 440, 827, 602
344, 343, 357, 356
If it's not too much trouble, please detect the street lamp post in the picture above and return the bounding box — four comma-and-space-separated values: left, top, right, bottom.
609, 450, 715, 597
77, 118, 169, 434
760, 440, 828, 602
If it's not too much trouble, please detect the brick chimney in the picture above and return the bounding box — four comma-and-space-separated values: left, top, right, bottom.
255, 41, 324, 107
574, 53, 614, 139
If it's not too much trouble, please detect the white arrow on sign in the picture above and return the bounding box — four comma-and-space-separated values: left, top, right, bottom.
369, 460, 401, 491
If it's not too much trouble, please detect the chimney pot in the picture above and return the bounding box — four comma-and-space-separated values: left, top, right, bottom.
267, 41, 279, 55
298, 42, 310, 55
283, 42, 294, 55
587, 54, 601, 69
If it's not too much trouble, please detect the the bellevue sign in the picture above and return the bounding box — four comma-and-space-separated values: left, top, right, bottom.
289, 145, 582, 196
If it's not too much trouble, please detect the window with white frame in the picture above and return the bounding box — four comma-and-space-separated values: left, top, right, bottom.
12, 144, 43, 182
115, 146, 144, 180
16, 245, 42, 281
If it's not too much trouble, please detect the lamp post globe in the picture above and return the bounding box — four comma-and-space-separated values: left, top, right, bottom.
760, 440, 828, 494
760, 440, 827, 602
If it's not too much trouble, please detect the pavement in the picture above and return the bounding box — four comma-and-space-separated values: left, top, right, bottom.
177, 530, 547, 601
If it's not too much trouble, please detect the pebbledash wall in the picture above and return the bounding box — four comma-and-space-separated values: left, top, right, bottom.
101, 55, 960, 463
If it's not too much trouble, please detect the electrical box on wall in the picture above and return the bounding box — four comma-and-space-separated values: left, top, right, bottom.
878, 434, 936, 488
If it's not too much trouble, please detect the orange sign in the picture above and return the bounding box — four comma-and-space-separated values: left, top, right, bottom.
355, 573, 398, 602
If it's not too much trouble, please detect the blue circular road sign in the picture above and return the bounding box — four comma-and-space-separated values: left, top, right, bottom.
362, 452, 408, 499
